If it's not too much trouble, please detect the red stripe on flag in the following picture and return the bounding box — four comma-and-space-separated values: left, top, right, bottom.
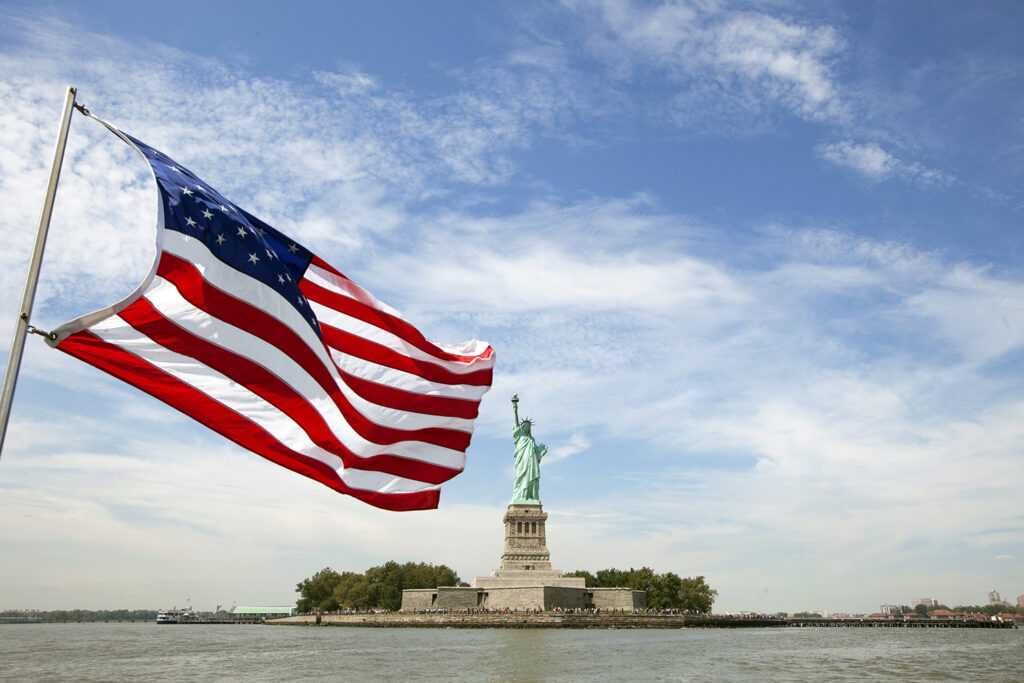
301, 275, 495, 367
337, 369, 481, 419
56, 330, 441, 511
319, 323, 493, 387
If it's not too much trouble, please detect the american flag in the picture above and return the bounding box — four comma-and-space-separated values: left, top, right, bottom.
50, 121, 494, 511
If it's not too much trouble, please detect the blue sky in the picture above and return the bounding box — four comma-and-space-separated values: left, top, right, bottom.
1, 0, 1022, 614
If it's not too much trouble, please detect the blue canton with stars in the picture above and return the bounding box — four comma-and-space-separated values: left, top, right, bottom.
125, 133, 321, 337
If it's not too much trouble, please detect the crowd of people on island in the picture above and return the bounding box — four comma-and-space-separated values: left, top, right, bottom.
402, 607, 732, 616
297, 609, 394, 616
407, 607, 542, 615
296, 606, 788, 619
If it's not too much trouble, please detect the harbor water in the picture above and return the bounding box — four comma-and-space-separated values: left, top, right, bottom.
1, 623, 1021, 681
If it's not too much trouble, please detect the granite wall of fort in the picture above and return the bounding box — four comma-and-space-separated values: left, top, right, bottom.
399, 585, 643, 612
591, 588, 647, 611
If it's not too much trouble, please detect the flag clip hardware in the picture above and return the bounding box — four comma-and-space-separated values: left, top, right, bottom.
25, 322, 56, 341
73, 102, 91, 117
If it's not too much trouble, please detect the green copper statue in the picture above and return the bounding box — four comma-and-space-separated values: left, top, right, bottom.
511, 393, 547, 504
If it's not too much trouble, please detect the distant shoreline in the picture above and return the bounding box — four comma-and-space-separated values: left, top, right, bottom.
267, 614, 1017, 629
3, 614, 1015, 629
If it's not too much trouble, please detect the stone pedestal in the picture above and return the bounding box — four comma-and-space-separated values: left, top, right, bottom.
471, 503, 585, 590
500, 504, 550, 571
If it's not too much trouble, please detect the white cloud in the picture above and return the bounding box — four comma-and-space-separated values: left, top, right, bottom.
0, 428, 509, 606
562, 2, 964, 194
313, 68, 379, 95
906, 263, 1024, 366
385, 243, 748, 315
565, 0, 846, 123
818, 140, 897, 180
711, 12, 843, 120
545, 433, 591, 464
817, 139, 955, 186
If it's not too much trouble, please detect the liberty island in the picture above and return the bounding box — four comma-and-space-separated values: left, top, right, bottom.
399, 394, 645, 612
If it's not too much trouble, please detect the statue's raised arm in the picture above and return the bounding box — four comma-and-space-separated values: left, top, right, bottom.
512, 393, 520, 428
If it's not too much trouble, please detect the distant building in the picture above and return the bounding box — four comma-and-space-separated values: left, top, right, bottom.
1017, 595, 1024, 608
880, 604, 900, 615
988, 589, 1001, 604
929, 610, 961, 621
911, 598, 935, 609
229, 605, 295, 620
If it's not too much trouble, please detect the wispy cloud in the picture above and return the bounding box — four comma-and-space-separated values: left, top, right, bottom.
818, 140, 897, 180
564, 0, 846, 125
559, 1, 973, 196
545, 433, 591, 464
817, 139, 955, 186
710, 12, 844, 121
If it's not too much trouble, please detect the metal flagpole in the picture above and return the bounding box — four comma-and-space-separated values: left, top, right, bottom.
0, 85, 78, 459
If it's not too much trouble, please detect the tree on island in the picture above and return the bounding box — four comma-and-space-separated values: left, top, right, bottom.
563, 568, 718, 612
678, 576, 718, 613
296, 567, 344, 612
296, 561, 464, 612
951, 603, 1021, 617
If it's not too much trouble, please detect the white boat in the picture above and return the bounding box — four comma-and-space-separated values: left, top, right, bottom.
156, 607, 192, 624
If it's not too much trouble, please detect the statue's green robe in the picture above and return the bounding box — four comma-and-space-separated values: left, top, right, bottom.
512, 422, 546, 504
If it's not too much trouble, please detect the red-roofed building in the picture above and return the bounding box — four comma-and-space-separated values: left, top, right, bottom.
929, 610, 962, 620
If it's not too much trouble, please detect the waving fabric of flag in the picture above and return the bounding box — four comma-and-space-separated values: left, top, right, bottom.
48, 118, 494, 511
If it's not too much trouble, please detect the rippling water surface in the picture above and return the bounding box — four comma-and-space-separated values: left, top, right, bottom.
1, 623, 1021, 681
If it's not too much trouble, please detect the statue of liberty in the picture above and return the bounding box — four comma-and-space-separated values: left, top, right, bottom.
511, 394, 546, 504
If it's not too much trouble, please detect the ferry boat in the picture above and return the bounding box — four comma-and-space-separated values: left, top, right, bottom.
156, 607, 192, 624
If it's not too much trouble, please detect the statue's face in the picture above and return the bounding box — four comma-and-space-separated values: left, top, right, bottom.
522, 421, 531, 434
